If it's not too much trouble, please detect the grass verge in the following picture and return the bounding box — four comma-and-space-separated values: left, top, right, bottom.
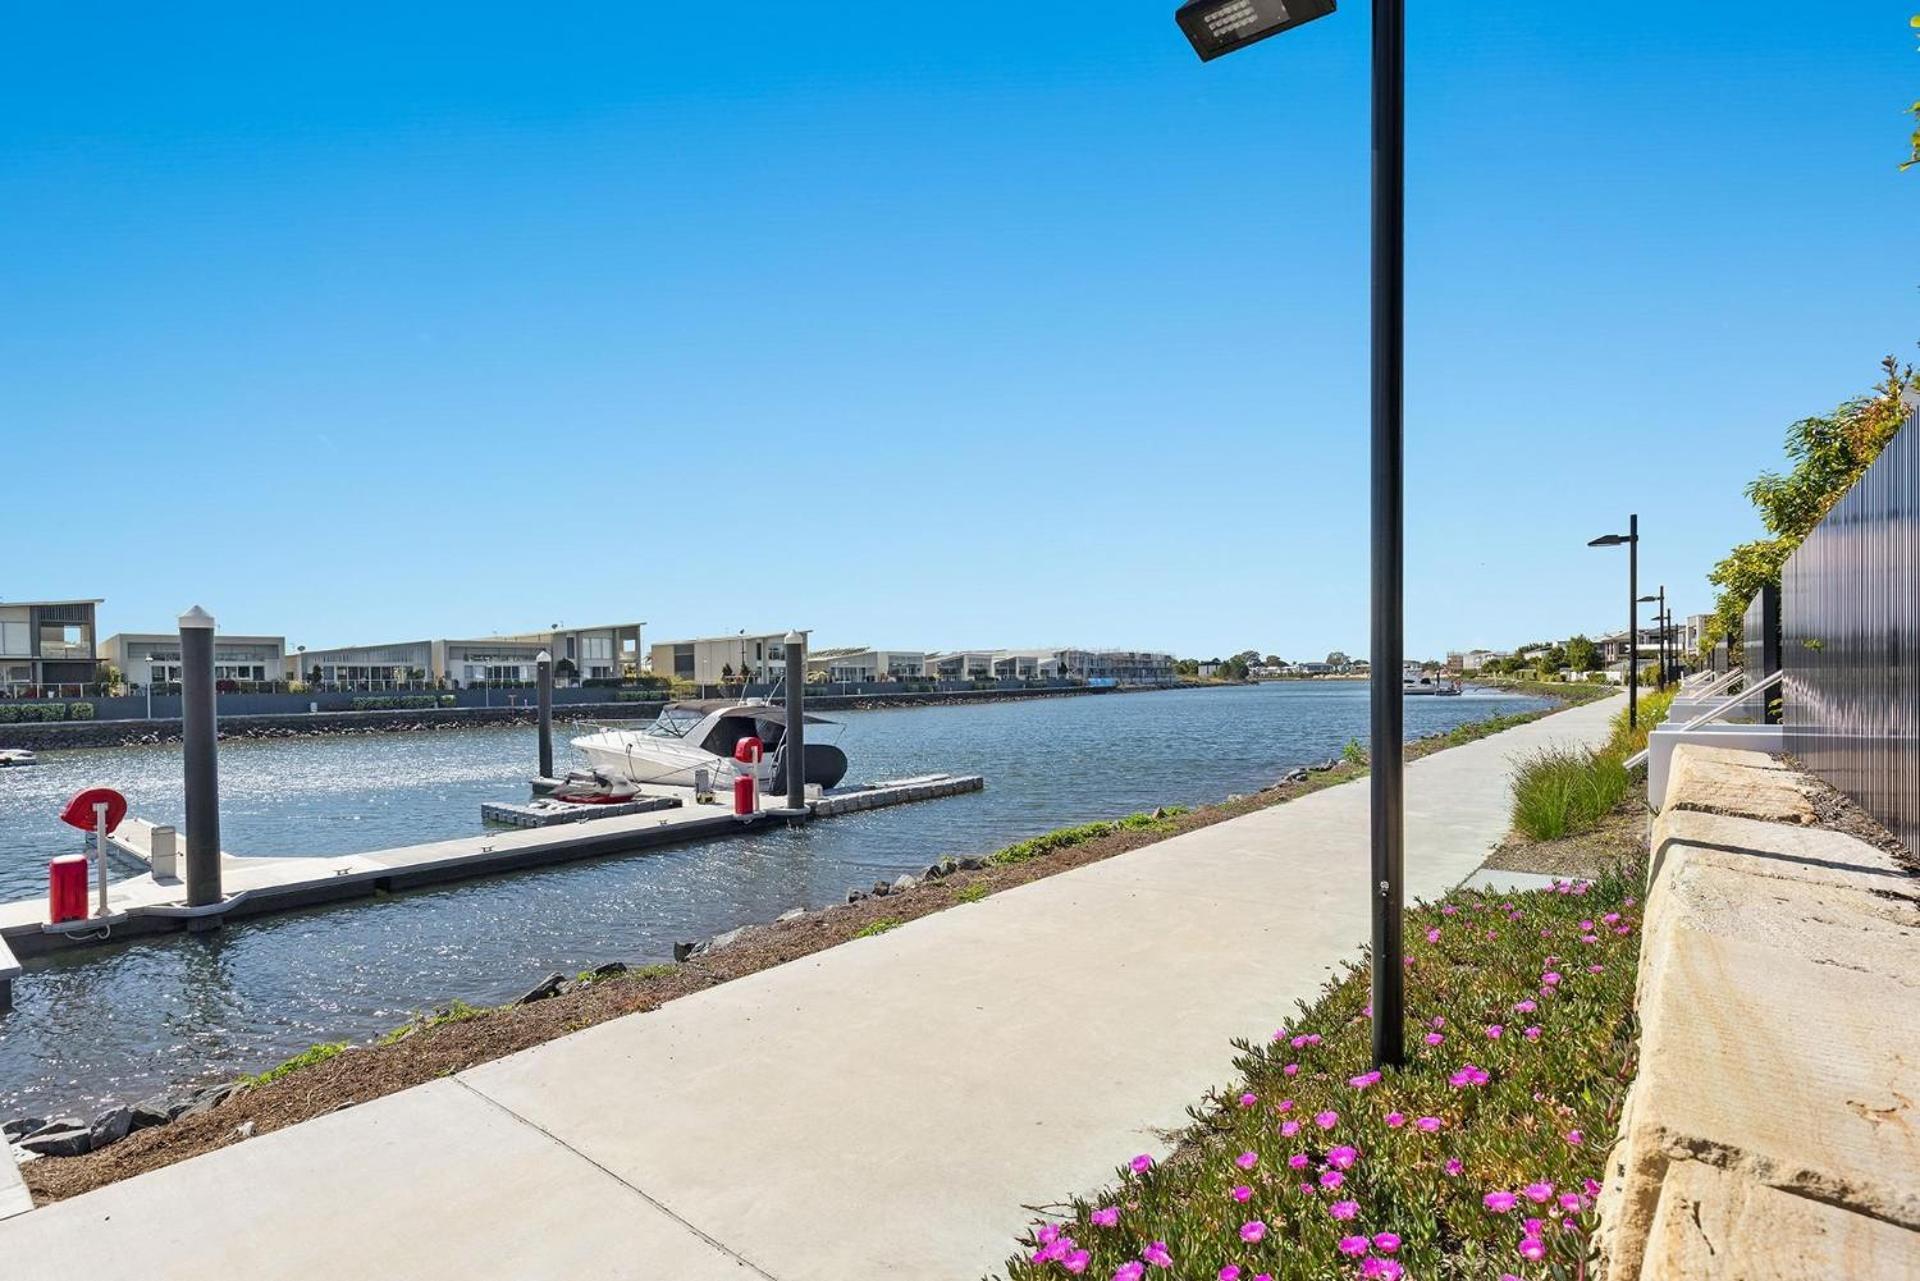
1508, 688, 1674, 841
1001, 862, 1643, 1281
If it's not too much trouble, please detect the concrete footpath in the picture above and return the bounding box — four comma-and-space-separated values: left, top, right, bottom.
0, 696, 1621, 1279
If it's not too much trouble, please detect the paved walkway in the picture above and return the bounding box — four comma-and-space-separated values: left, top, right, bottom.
0, 696, 1621, 1278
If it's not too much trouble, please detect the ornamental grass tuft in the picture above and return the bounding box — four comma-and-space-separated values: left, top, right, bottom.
1001, 863, 1643, 1281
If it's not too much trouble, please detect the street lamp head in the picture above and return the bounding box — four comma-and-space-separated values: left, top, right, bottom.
1175, 0, 1336, 61
1587, 534, 1629, 547
1638, 595, 1661, 603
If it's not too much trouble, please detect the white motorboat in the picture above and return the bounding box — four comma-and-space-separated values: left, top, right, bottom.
1403, 670, 1462, 696
0, 748, 36, 768
571, 699, 849, 792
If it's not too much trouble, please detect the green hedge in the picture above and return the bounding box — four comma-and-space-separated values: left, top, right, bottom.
351, 695, 453, 711
0, 701, 93, 723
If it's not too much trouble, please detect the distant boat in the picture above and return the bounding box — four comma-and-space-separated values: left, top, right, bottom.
0, 748, 35, 767
1402, 670, 1461, 696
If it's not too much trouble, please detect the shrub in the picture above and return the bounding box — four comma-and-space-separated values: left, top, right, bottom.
1002, 866, 1642, 1281
68, 702, 94, 721
956, 881, 990, 903
247, 1041, 349, 1086
855, 919, 903, 938
1509, 747, 1631, 841
989, 809, 1189, 866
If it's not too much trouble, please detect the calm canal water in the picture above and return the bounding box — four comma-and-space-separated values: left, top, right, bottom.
0, 682, 1548, 1121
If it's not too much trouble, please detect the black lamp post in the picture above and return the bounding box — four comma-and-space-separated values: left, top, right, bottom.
1639, 589, 1669, 688
1589, 514, 1640, 727
1175, 0, 1406, 1069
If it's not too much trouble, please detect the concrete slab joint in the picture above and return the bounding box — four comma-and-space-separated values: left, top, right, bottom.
1597, 743, 1920, 1281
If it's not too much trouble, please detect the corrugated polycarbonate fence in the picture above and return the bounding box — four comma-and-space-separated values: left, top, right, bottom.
1782, 407, 1919, 855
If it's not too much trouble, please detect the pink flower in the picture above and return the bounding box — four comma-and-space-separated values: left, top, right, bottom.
1373, 1232, 1401, 1254
1484, 1190, 1518, 1213
1583, 1178, 1604, 1198
1287, 1153, 1309, 1170
1579, 920, 1593, 931
1314, 1110, 1339, 1130
1239, 1220, 1266, 1243
1115, 1264, 1145, 1281
1524, 1026, 1542, 1041
1448, 1065, 1490, 1088
1129, 1154, 1153, 1173
1589, 963, 1605, 973
1581, 934, 1599, 945
1442, 904, 1458, 915
1349, 1071, 1382, 1090
1385, 1111, 1406, 1127
1542, 971, 1562, 987
1424, 1032, 1445, 1046
1235, 1150, 1258, 1170
1362, 1003, 1372, 1018
1091, 1206, 1119, 1228
1603, 912, 1620, 925
1281, 1120, 1300, 1137
1565, 1129, 1584, 1146
1337, 1234, 1370, 1257
1276, 1098, 1294, 1113
1142, 1240, 1174, 1268
1360, 1260, 1403, 1280
1559, 1192, 1584, 1212
1519, 1236, 1547, 1262
1431, 1015, 1446, 1028
1231, 1183, 1253, 1202
1319, 1170, 1345, 1190
1064, 1250, 1090, 1275
1328, 1200, 1359, 1220
1218, 1268, 1241, 1281
1445, 1158, 1464, 1176
1327, 1144, 1359, 1169
1283, 1063, 1299, 1077
1486, 1024, 1503, 1039
1524, 1181, 1555, 1203
1512, 999, 1536, 1014
1238, 1091, 1258, 1108
1425, 928, 1441, 943
1415, 1115, 1442, 1132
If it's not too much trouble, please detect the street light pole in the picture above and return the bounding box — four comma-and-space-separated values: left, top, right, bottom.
1628, 514, 1639, 727
1173, 0, 1399, 1069
1590, 515, 1641, 728
1368, 0, 1407, 1071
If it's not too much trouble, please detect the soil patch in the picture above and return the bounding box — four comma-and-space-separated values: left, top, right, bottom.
1481, 795, 1647, 881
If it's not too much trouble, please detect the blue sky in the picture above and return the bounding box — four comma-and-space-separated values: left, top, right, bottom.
3, 3, 1913, 659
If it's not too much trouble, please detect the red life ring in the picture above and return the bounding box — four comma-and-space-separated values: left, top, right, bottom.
60, 787, 128, 834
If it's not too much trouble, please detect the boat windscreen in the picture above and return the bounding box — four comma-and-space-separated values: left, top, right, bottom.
643, 705, 706, 738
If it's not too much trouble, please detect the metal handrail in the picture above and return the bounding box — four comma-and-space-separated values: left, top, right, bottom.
1624, 669, 1782, 771
1677, 666, 1745, 704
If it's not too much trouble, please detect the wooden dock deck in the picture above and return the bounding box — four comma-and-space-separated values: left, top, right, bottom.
0, 774, 984, 963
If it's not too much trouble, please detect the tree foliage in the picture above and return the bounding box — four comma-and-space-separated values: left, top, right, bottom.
1702, 356, 1915, 658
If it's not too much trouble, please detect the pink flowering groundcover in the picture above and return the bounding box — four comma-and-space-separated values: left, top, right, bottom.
1003, 862, 1642, 1281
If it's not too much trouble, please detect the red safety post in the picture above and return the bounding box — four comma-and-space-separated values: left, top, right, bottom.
732, 736, 762, 816
49, 855, 89, 923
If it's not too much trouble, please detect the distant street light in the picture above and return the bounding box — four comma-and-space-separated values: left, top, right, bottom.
1639, 589, 1669, 688
1589, 515, 1640, 727
1176, 0, 1411, 1070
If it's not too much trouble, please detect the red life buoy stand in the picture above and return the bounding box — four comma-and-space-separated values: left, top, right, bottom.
56, 786, 127, 921
732, 737, 762, 816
